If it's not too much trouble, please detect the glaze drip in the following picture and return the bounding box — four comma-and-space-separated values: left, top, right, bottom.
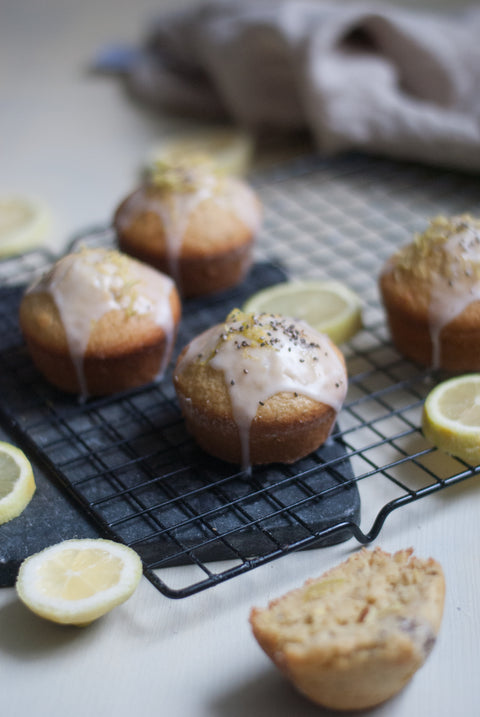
386, 215, 480, 368
115, 157, 261, 287
28, 248, 176, 396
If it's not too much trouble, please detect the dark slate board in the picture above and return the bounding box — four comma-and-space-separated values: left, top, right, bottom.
0, 455, 101, 587
129, 436, 360, 569
0, 262, 360, 587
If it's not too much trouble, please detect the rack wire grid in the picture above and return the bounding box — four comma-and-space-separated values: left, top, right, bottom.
1, 151, 480, 599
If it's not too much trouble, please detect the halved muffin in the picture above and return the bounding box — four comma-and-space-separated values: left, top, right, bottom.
250, 547, 445, 710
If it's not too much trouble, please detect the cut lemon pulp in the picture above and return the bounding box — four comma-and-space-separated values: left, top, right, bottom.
422, 374, 480, 464
243, 280, 363, 344
0, 441, 36, 525
0, 195, 51, 257
16, 539, 143, 626
147, 126, 254, 176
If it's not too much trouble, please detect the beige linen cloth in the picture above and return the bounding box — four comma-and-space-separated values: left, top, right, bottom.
127, 0, 480, 171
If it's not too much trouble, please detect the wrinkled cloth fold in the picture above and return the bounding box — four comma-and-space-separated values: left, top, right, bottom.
127, 0, 480, 171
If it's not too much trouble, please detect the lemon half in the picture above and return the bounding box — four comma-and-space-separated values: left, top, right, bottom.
0, 441, 36, 525
422, 374, 480, 464
0, 195, 51, 257
16, 539, 143, 626
243, 279, 363, 344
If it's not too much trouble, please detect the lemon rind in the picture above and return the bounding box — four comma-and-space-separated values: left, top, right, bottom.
15, 538, 143, 625
422, 375, 480, 464
0, 441, 36, 525
242, 280, 363, 344
0, 195, 51, 257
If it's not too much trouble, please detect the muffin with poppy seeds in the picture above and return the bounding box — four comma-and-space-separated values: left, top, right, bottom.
173, 309, 347, 467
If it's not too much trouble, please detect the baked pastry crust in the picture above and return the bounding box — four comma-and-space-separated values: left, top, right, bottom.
173, 310, 347, 466
19, 248, 181, 396
380, 214, 480, 370
250, 547, 445, 711
113, 158, 261, 298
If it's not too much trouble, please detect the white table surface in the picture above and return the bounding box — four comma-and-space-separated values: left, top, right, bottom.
1, 1, 479, 716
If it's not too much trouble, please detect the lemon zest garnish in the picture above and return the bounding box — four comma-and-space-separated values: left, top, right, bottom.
223, 309, 281, 349
393, 214, 480, 283
44, 248, 146, 318
197, 309, 281, 365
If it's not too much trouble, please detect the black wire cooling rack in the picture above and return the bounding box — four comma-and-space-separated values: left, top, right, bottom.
1, 152, 480, 598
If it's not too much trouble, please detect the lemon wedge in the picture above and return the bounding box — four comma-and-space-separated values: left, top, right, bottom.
147, 126, 254, 177
243, 280, 363, 344
0, 195, 51, 257
422, 374, 480, 464
0, 441, 36, 525
15, 539, 143, 626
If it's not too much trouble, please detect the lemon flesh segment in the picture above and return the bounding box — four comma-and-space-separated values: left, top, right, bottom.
243, 280, 363, 344
422, 374, 480, 464
15, 539, 143, 626
0, 441, 36, 525
0, 195, 51, 257
147, 126, 254, 177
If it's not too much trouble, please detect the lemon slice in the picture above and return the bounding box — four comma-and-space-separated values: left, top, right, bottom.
0, 195, 51, 257
422, 374, 480, 464
243, 280, 363, 344
0, 441, 36, 525
147, 126, 254, 176
16, 538, 143, 626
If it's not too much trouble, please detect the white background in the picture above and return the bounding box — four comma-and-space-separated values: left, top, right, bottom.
1, 1, 479, 716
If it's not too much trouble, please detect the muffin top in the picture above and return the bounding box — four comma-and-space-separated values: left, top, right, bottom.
175, 309, 347, 465
21, 247, 179, 367
389, 215, 480, 283
383, 214, 480, 327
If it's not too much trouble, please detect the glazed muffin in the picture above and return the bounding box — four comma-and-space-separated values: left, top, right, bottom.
173, 309, 347, 467
113, 155, 262, 298
19, 247, 181, 397
250, 547, 445, 711
380, 214, 480, 371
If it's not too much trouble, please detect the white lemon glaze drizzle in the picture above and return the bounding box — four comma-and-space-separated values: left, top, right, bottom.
116, 179, 216, 285
382, 216, 480, 369
427, 220, 480, 367
177, 313, 347, 468
28, 248, 176, 397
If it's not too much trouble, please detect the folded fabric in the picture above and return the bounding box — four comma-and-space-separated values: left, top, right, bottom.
124, 0, 480, 171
